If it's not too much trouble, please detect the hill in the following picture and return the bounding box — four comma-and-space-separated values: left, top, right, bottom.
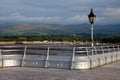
0, 23, 120, 36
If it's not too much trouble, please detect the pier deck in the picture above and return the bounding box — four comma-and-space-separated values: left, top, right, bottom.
0, 61, 120, 80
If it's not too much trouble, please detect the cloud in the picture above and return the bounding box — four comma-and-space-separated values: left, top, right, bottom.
65, 15, 87, 24
0, 13, 88, 24
104, 8, 120, 16
0, 13, 62, 24
95, 8, 120, 24
0, 0, 120, 24
0, 12, 120, 25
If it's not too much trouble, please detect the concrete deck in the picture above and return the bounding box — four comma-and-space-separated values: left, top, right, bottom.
0, 61, 120, 80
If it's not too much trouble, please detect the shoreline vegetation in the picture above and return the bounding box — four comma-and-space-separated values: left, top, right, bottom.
0, 41, 90, 45
0, 35, 120, 45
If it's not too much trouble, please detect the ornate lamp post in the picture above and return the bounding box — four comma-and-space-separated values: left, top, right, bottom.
88, 8, 96, 47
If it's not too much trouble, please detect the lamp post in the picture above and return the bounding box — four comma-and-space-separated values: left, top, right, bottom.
88, 8, 96, 47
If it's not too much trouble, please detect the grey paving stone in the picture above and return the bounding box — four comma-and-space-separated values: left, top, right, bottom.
0, 61, 120, 80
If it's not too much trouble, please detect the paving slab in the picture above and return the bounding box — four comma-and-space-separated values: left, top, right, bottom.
0, 61, 120, 80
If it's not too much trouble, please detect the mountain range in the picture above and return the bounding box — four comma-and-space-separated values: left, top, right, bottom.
0, 22, 120, 36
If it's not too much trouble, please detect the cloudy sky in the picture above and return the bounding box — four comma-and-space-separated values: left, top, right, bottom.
0, 0, 120, 24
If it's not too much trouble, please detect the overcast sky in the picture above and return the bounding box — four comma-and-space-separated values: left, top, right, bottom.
0, 0, 120, 24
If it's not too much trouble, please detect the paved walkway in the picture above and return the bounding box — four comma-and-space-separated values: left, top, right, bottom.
0, 61, 120, 80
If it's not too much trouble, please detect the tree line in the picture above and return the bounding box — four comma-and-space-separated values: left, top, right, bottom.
0, 35, 120, 43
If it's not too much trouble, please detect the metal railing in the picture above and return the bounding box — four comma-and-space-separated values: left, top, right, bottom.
0, 45, 120, 69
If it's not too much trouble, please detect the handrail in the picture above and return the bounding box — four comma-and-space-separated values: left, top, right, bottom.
0, 45, 119, 56
0, 45, 120, 69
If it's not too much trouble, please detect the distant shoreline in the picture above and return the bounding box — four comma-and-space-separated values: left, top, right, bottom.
0, 41, 89, 45
0, 41, 119, 46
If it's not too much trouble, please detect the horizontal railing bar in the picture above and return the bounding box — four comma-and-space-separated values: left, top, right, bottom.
0, 45, 119, 54
75, 51, 87, 53
1, 50, 24, 52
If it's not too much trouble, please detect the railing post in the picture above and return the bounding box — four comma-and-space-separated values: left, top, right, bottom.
113, 46, 116, 52
94, 46, 97, 55
0, 49, 2, 56
70, 47, 75, 70
0, 49, 3, 67
21, 45, 27, 67
101, 46, 104, 54
118, 45, 120, 60
101, 46, 108, 64
0, 49, 2, 60
117, 45, 120, 51
86, 47, 92, 68
44, 47, 50, 68
109, 46, 114, 62
86, 47, 89, 56
107, 46, 110, 53
113, 46, 118, 61
91, 47, 94, 56
94, 46, 100, 65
